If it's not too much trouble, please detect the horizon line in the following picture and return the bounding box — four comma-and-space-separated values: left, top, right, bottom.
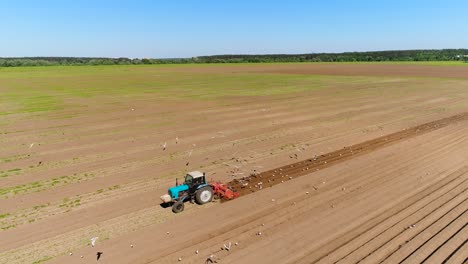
1, 48, 467, 60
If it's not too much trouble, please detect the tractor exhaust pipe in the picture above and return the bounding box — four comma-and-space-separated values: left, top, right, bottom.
176, 178, 179, 186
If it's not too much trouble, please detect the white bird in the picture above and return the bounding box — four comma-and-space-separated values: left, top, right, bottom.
224, 242, 232, 251
206, 255, 216, 263
91, 236, 99, 247
175, 137, 179, 144
162, 142, 167, 151
29, 143, 35, 149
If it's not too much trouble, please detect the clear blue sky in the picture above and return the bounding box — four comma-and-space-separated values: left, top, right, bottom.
1, 0, 467, 58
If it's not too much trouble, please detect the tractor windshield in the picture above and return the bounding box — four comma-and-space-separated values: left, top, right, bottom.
184, 175, 193, 186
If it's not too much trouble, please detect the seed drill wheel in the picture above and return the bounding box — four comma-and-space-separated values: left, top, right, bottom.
172, 201, 185, 213
196, 187, 214, 205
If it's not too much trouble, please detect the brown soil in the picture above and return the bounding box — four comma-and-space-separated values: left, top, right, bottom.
49, 121, 468, 264
228, 112, 468, 197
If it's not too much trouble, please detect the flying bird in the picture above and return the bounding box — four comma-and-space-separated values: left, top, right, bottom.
206, 255, 216, 263
91, 237, 99, 247
224, 242, 231, 251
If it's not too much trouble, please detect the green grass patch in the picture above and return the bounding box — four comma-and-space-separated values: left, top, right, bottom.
108, 185, 120, 190
32, 256, 53, 264
0, 173, 95, 198
1, 223, 16, 230
20, 95, 62, 113
0, 92, 62, 115
0, 167, 23, 178
58, 198, 81, 208
33, 204, 47, 210
0, 65, 366, 113
0, 154, 31, 164
0, 213, 10, 219
1, 63, 466, 118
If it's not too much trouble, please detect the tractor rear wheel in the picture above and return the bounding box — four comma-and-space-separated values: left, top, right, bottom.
196, 187, 213, 205
172, 201, 184, 213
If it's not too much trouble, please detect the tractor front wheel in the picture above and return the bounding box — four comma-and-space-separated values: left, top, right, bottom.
172, 201, 184, 213
196, 187, 214, 205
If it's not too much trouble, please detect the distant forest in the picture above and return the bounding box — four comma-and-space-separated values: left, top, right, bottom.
1, 49, 467, 67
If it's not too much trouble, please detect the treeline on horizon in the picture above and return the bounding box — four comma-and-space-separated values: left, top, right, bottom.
1, 49, 467, 67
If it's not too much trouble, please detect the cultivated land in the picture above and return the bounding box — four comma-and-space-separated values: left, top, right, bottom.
0, 63, 467, 263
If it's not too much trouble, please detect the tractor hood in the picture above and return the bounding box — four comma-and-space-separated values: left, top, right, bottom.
169, 184, 189, 198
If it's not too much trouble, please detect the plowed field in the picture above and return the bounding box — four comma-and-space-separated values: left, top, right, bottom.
1, 63, 467, 264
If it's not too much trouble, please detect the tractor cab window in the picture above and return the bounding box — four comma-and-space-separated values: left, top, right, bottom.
193, 176, 204, 185
184, 175, 193, 186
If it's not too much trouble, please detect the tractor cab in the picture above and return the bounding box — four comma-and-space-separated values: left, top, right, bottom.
184, 171, 207, 187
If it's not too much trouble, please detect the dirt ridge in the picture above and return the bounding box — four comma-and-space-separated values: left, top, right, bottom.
228, 111, 468, 196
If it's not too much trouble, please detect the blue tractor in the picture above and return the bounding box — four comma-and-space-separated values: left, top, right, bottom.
160, 171, 214, 213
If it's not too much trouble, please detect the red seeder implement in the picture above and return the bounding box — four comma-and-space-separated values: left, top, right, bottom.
210, 182, 240, 200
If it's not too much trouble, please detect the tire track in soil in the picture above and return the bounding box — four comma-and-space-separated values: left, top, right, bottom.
306, 167, 468, 264
373, 199, 467, 263
401, 209, 468, 263
227, 111, 468, 197
441, 238, 467, 263
419, 223, 467, 263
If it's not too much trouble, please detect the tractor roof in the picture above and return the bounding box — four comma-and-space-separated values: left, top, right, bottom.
187, 171, 205, 178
